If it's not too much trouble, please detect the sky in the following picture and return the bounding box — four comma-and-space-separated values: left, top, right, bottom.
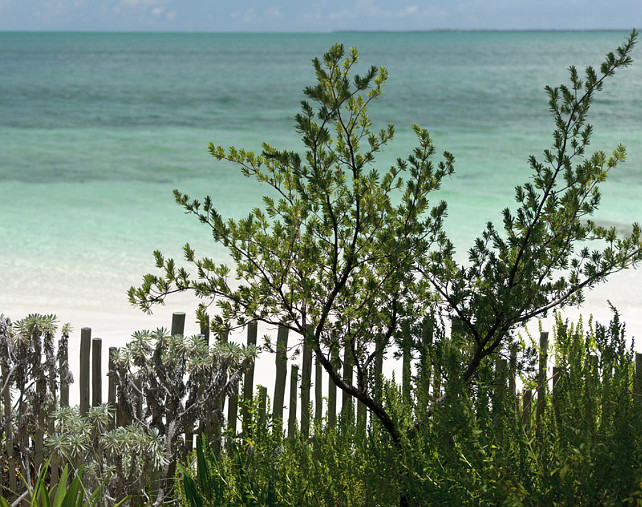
0, 0, 640, 32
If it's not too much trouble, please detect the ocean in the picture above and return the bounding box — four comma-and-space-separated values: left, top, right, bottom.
2, 31, 642, 372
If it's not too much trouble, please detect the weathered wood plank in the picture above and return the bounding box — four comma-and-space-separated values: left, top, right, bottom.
288, 365, 299, 439
79, 327, 91, 417
171, 312, 186, 336
341, 345, 353, 422
273, 326, 289, 427
536, 332, 548, 433
327, 348, 339, 427
301, 336, 313, 439
92, 337, 102, 406
315, 356, 323, 425
242, 322, 258, 436
59, 339, 69, 407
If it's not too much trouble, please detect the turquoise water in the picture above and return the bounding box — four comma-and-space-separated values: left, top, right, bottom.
1, 31, 642, 325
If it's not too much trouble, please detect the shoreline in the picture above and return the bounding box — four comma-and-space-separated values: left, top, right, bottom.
3, 265, 641, 350
3, 266, 642, 408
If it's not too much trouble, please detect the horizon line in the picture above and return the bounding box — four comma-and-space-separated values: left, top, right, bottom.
0, 28, 637, 35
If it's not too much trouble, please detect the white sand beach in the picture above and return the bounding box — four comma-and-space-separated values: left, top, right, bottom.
3, 260, 642, 408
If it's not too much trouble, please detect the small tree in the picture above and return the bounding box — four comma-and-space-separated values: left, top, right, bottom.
420, 32, 642, 389
129, 33, 642, 450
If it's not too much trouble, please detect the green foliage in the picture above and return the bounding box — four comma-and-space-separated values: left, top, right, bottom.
404, 311, 642, 505
129, 42, 454, 444
177, 312, 642, 506
420, 30, 641, 384
0, 460, 112, 507
130, 34, 642, 451
46, 404, 163, 505
109, 327, 257, 505
1, 313, 73, 495
179, 419, 394, 506
110, 327, 257, 448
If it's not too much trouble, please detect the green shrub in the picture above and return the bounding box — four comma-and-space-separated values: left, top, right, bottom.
177, 312, 642, 506
131, 33, 642, 463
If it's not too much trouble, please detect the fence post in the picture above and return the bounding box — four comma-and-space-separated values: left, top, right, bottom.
509, 346, 517, 397
301, 339, 313, 439
92, 337, 102, 407
116, 348, 131, 428
494, 357, 507, 433
315, 356, 323, 426
242, 323, 258, 436
288, 365, 299, 439
79, 327, 91, 417
341, 345, 353, 422
195, 317, 210, 448
402, 322, 412, 405
108, 347, 117, 430
357, 398, 367, 437
171, 312, 186, 336
327, 348, 339, 427
373, 334, 384, 405
227, 385, 239, 438
536, 332, 548, 435
134, 378, 143, 421
273, 326, 289, 429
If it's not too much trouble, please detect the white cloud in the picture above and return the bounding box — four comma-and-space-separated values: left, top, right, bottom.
166, 10, 176, 21
152, 6, 164, 16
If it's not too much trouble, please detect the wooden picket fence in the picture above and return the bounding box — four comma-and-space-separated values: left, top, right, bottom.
3, 311, 642, 498
72, 313, 371, 442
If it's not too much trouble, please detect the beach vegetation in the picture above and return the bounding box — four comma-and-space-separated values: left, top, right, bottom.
4, 311, 642, 505
46, 404, 161, 506
109, 328, 257, 505
0, 460, 110, 507
0, 314, 73, 491
177, 312, 642, 506
0, 315, 256, 506
5, 32, 642, 507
